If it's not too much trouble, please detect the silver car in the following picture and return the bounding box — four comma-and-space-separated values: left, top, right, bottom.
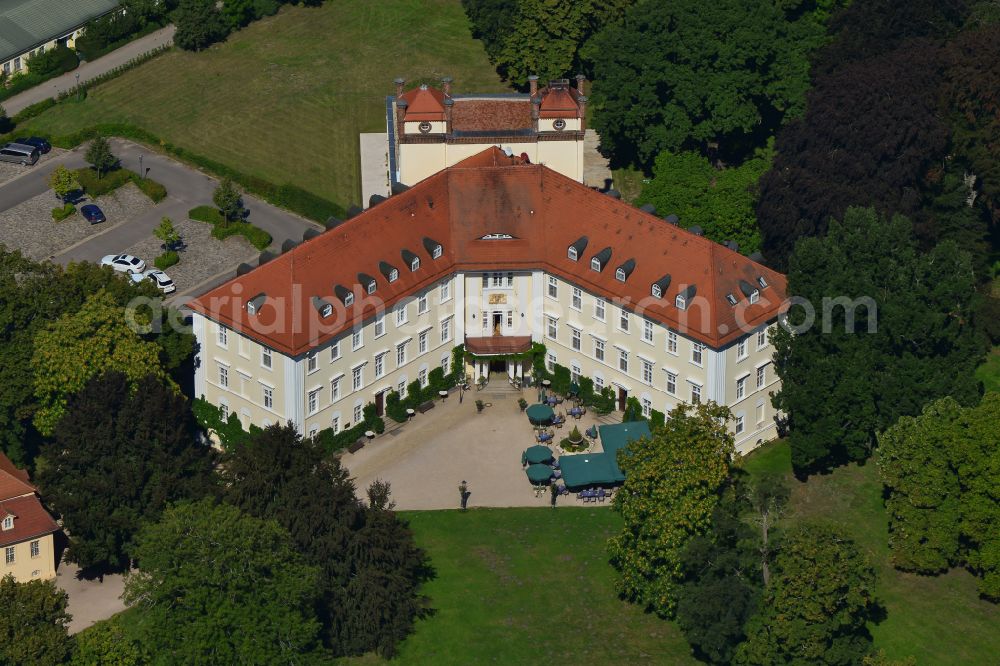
0, 143, 39, 166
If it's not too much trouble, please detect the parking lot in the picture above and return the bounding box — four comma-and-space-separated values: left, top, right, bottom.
0, 138, 320, 298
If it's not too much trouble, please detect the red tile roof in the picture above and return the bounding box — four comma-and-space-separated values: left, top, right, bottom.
0, 467, 34, 502
189, 148, 786, 356
0, 453, 29, 487
539, 84, 581, 118
0, 495, 59, 548
398, 85, 446, 121
451, 99, 533, 131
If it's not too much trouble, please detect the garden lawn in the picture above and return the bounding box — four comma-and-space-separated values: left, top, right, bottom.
976, 347, 1000, 394
742, 441, 1000, 664
20, 0, 506, 208
348, 507, 693, 664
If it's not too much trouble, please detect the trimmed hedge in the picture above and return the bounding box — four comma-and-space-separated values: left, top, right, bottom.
134, 177, 166, 202
211, 222, 271, 251
312, 403, 384, 455
154, 250, 179, 270
188, 205, 224, 225
12, 98, 56, 124
73, 166, 168, 203
51, 203, 76, 221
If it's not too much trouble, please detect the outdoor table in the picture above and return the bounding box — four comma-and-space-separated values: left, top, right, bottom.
439, 390, 448, 399
406, 408, 415, 420
541, 379, 551, 387
365, 430, 375, 439
525, 444, 554, 464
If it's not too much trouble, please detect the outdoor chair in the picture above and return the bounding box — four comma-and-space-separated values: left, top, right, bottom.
597, 489, 606, 502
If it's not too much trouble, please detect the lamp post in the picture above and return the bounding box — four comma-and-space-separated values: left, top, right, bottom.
74, 73, 80, 101
139, 154, 143, 180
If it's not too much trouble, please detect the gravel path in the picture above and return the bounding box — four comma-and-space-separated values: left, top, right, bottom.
0, 148, 68, 187
123, 218, 257, 293
0, 182, 153, 261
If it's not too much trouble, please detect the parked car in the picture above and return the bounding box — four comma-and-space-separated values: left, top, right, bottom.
131, 269, 176, 294
80, 204, 105, 224
14, 137, 51, 154
0, 143, 39, 166
100, 254, 145, 274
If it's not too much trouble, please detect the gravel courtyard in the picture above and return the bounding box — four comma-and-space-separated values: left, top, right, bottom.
0, 183, 153, 261
0, 147, 67, 187
123, 218, 257, 294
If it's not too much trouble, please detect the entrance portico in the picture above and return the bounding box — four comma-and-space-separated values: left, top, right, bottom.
465, 335, 532, 383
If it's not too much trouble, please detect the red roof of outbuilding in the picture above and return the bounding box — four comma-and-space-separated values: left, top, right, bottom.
0, 495, 59, 548
398, 85, 446, 121
189, 148, 786, 356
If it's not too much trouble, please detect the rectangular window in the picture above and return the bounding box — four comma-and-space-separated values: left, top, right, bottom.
506, 272, 514, 287
735, 414, 745, 435
308, 389, 319, 414
756, 402, 765, 425
546, 316, 558, 340
757, 329, 768, 350
352, 330, 363, 350
375, 314, 385, 338
397, 342, 407, 367
4, 546, 13, 564
374, 353, 385, 378
396, 303, 408, 326
571, 287, 582, 310
546, 353, 556, 372
641, 397, 651, 418
398, 379, 407, 398
217, 325, 228, 347
691, 384, 701, 404
594, 339, 605, 362
571, 363, 581, 384
352, 366, 363, 391
331, 416, 340, 434
506, 310, 513, 329
667, 330, 677, 354
219, 402, 229, 421
307, 352, 317, 374
642, 320, 654, 343
419, 330, 428, 354
482, 273, 488, 288
481, 311, 488, 331
666, 371, 677, 395
441, 355, 450, 374
419, 368, 428, 387
354, 404, 363, 423
492, 272, 503, 287
547, 275, 558, 298
441, 317, 452, 343
218, 364, 228, 388
757, 365, 767, 389
642, 359, 653, 385
331, 377, 341, 402
30, 540, 39, 558
571, 328, 581, 351
619, 308, 629, 332
618, 349, 628, 373
692, 342, 704, 366
594, 375, 604, 390
330, 340, 341, 361
594, 298, 605, 321
263, 385, 273, 409
737, 338, 747, 360
418, 294, 428, 314
440, 280, 451, 302
736, 376, 747, 400
261, 347, 272, 369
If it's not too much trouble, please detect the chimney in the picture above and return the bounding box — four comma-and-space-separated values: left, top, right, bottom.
444, 97, 454, 133
441, 76, 452, 96
531, 96, 540, 132
396, 98, 408, 135
577, 95, 587, 130
528, 75, 539, 97
394, 77, 405, 98
575, 74, 586, 94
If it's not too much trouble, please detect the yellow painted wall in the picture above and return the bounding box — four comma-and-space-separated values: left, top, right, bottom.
0, 533, 56, 582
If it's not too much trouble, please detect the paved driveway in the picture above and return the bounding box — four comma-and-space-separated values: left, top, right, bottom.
54, 562, 126, 635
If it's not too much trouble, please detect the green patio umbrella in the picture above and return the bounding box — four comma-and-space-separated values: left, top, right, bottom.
526, 463, 553, 484
525, 445, 553, 464
526, 403, 554, 425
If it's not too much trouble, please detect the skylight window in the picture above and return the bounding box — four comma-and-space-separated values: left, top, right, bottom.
757, 276, 768, 289
651, 284, 662, 298
568, 247, 578, 261
675, 295, 687, 310
615, 268, 626, 282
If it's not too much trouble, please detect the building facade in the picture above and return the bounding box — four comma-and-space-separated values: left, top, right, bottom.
0, 0, 120, 76
190, 148, 786, 454
389, 75, 587, 187
0, 453, 58, 582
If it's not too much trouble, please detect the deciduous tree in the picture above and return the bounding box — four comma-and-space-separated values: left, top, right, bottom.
736, 524, 877, 665
213, 177, 244, 223
123, 499, 322, 662
38, 371, 216, 572
772, 208, 984, 474
608, 402, 735, 617
48, 165, 80, 203
84, 135, 116, 180
0, 575, 73, 666
173, 0, 228, 51
30, 289, 169, 435
153, 216, 180, 250
70, 617, 145, 666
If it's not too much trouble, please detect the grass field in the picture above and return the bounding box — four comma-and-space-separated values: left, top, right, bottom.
350, 508, 694, 664
20, 0, 507, 208
742, 441, 1000, 664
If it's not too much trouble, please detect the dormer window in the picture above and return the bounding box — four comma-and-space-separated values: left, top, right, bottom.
411, 258, 420, 271
359, 273, 377, 295
367, 282, 376, 294
402, 249, 420, 272
332, 286, 353, 308
423, 237, 443, 259
343, 293, 354, 307
389, 269, 398, 282
379, 261, 399, 283
313, 296, 336, 317
749, 290, 759, 304
591, 257, 601, 271
568, 236, 588, 261
247, 293, 266, 316
322, 303, 334, 317
651, 275, 671, 299
757, 276, 768, 289
568, 247, 578, 261
726, 294, 738, 306
432, 246, 441, 259
615, 268, 626, 282
738, 280, 759, 304
676, 285, 696, 310
652, 284, 661, 298
2, 516, 12, 530
247, 302, 256, 315
615, 259, 635, 283
591, 247, 612, 272
675, 295, 687, 310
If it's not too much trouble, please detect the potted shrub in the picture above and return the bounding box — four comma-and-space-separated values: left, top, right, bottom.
518, 398, 528, 412
475, 399, 485, 413
568, 425, 583, 445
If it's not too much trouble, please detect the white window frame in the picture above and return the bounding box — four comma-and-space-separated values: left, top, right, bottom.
218, 363, 229, 388
354, 403, 364, 423
546, 316, 558, 340
396, 303, 408, 326
665, 370, 677, 395
642, 320, 654, 344
262, 384, 274, 409
594, 338, 605, 362
308, 389, 319, 415
675, 295, 686, 310
571, 287, 582, 311
618, 349, 628, 373
571, 327, 581, 351
419, 330, 428, 354
440, 280, 451, 302
568, 246, 578, 261
736, 375, 747, 400
737, 338, 747, 360
619, 308, 629, 333
667, 330, 678, 355
261, 347, 272, 369
735, 414, 745, 434
757, 364, 767, 389
641, 397, 651, 418
30, 540, 39, 558
691, 342, 704, 366
217, 325, 228, 348
352, 366, 363, 391
757, 329, 768, 350
547, 275, 558, 299
374, 314, 385, 338
594, 298, 606, 322
352, 329, 363, 351
374, 353, 385, 378
330, 340, 341, 362
441, 317, 452, 343
306, 351, 317, 374
691, 383, 702, 404
616, 267, 626, 282
397, 342, 407, 367
331, 376, 342, 402
642, 359, 653, 385
418, 293, 428, 314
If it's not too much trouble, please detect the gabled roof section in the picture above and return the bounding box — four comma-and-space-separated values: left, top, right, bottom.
398, 84, 446, 121
0, 495, 59, 548
539, 80, 582, 118
189, 148, 787, 354
0, 454, 34, 502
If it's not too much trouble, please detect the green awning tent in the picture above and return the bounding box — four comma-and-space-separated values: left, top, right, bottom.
525, 464, 553, 484
560, 422, 652, 490
526, 403, 554, 425
524, 445, 553, 464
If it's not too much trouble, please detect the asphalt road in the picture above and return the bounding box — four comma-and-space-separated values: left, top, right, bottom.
0, 138, 320, 286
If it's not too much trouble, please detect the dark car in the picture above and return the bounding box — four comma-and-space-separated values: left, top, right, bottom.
14, 137, 51, 154
80, 204, 105, 224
